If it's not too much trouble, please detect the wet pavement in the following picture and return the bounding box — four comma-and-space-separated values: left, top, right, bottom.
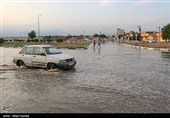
0, 41, 170, 113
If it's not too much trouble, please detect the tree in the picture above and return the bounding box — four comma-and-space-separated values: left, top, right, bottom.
93, 34, 99, 37
56, 38, 63, 43
0, 38, 5, 44
66, 34, 72, 39
28, 30, 36, 39
100, 34, 106, 38
48, 35, 51, 38
162, 23, 170, 42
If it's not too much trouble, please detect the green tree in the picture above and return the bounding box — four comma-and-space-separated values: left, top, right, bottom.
56, 38, 63, 43
28, 30, 36, 39
66, 34, 72, 39
48, 35, 51, 39
93, 34, 99, 37
100, 34, 106, 38
0, 38, 5, 43
162, 23, 170, 41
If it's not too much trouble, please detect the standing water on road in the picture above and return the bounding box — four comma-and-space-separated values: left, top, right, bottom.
0, 42, 170, 113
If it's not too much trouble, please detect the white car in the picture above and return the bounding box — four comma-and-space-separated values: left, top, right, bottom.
147, 39, 157, 43
13, 45, 76, 69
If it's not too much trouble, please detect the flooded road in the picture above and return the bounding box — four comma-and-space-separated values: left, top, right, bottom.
0, 41, 170, 113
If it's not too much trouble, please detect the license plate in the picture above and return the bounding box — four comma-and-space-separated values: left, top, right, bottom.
69, 62, 74, 66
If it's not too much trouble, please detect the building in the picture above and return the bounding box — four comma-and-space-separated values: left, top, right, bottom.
116, 28, 125, 37
141, 31, 163, 42
115, 28, 125, 42
125, 31, 135, 40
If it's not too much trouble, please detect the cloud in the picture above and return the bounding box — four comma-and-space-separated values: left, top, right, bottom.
135, 1, 152, 6
135, 0, 161, 6
98, 0, 114, 8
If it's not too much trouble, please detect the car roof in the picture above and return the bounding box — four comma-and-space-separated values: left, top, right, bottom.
25, 45, 53, 48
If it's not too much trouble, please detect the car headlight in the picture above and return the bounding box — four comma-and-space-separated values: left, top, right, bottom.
72, 58, 75, 61
59, 60, 66, 63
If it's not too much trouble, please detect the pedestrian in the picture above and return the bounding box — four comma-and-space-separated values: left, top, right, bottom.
93, 39, 96, 48
97, 38, 101, 48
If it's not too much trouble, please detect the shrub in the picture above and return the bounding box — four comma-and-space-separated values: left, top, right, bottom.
46, 39, 52, 43
56, 38, 63, 43
26, 39, 31, 42
0, 38, 5, 43
33, 39, 39, 42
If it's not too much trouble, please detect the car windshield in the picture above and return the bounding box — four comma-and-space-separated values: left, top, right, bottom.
43, 47, 62, 55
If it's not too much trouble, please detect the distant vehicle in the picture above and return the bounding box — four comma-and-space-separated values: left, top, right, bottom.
13, 45, 76, 70
147, 39, 157, 43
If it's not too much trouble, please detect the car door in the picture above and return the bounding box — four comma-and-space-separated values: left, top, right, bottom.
19, 47, 33, 66
32, 47, 46, 67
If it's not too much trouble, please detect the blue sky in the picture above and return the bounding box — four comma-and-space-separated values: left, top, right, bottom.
1, 0, 170, 36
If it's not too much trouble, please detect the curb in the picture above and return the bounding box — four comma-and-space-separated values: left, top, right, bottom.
123, 43, 170, 52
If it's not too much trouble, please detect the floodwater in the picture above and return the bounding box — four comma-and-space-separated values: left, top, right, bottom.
0, 41, 170, 113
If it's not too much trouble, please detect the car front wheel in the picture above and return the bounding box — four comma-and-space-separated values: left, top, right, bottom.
47, 63, 56, 70
17, 60, 24, 67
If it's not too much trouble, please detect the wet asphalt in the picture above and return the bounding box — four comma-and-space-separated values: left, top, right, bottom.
0, 41, 170, 113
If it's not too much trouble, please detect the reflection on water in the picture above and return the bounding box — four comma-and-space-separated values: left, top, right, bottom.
92, 46, 101, 54
97, 46, 101, 54
161, 51, 170, 58
161, 51, 170, 63
0, 47, 21, 65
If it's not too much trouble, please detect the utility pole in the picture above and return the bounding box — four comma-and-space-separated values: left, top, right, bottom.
84, 29, 85, 38
38, 14, 41, 43
137, 25, 141, 41
158, 26, 161, 42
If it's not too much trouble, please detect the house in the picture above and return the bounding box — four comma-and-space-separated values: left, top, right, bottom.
125, 31, 135, 40
141, 31, 163, 42
114, 28, 126, 42
116, 28, 125, 36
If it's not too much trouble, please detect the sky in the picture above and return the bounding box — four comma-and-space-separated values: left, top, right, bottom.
0, 0, 170, 37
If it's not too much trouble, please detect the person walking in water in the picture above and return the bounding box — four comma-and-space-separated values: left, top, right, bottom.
93, 39, 96, 48
97, 38, 101, 48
